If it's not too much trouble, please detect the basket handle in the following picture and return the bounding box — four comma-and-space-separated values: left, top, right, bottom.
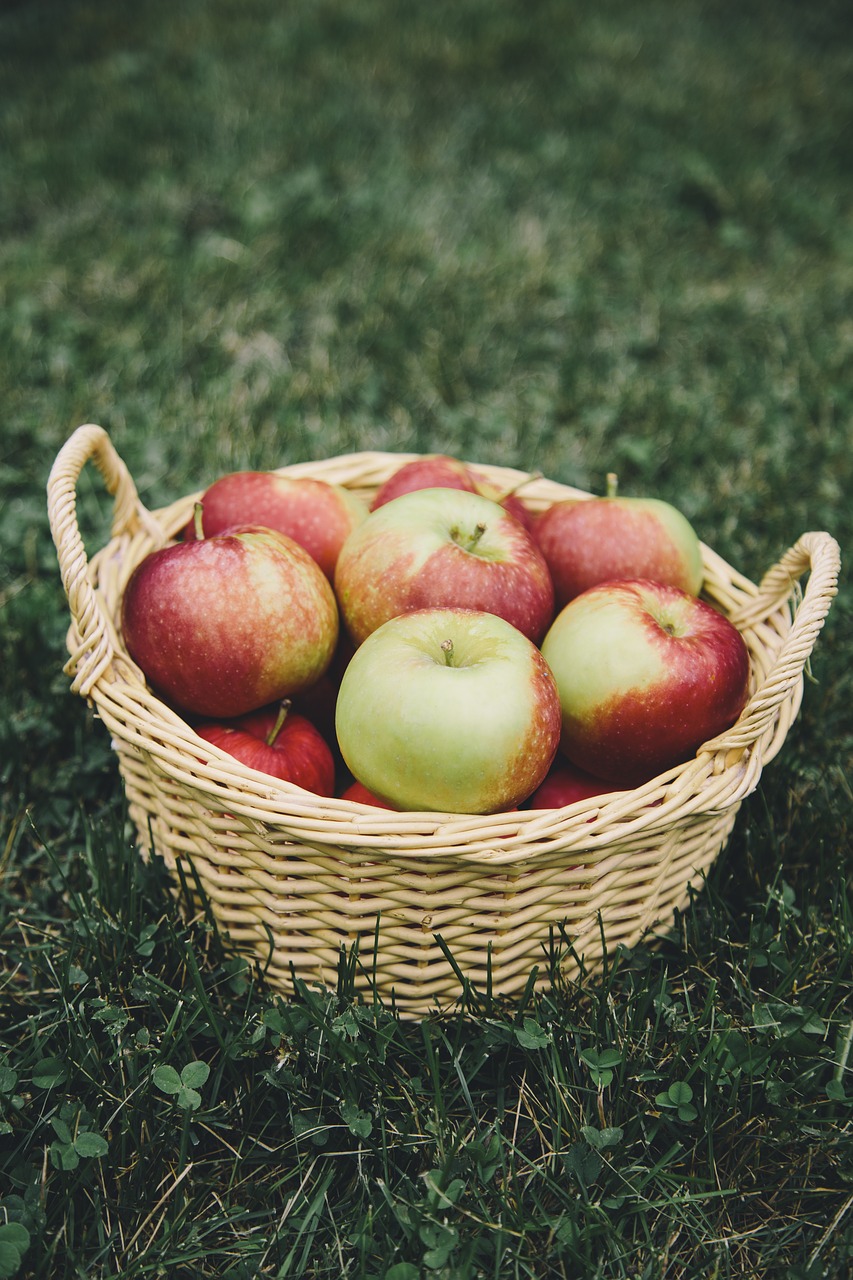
46, 424, 163, 697
703, 530, 841, 759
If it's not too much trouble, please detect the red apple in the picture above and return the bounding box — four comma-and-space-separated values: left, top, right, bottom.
341, 776, 517, 812
526, 761, 622, 808
339, 780, 398, 808
531, 482, 704, 609
540, 579, 750, 787
121, 514, 339, 717
371, 454, 536, 529
335, 608, 561, 813
195, 700, 336, 794
370, 455, 478, 510
334, 487, 555, 646
183, 471, 368, 579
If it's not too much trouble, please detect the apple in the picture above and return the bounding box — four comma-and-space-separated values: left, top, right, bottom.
334, 607, 562, 814
121, 511, 340, 717
531, 477, 704, 609
289, 632, 356, 747
370, 455, 478, 510
339, 778, 510, 812
371, 454, 536, 529
540, 579, 750, 787
196, 700, 336, 795
334, 487, 555, 646
526, 761, 622, 808
339, 780, 398, 808
183, 470, 368, 579
468, 468, 537, 531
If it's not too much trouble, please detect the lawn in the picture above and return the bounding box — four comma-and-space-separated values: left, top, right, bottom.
1, 0, 852, 1276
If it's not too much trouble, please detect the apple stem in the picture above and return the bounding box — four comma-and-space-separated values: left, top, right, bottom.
266, 700, 291, 746
451, 521, 488, 553
193, 502, 206, 540
441, 639, 455, 666
496, 470, 543, 502
606, 472, 619, 499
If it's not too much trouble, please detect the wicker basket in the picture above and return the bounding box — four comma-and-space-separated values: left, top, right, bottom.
47, 425, 840, 1015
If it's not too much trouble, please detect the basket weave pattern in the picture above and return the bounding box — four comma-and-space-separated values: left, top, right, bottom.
47, 426, 840, 1013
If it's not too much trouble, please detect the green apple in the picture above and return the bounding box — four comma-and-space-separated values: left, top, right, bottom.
335, 608, 562, 813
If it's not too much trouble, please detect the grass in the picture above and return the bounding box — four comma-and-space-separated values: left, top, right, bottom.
1, 0, 852, 1275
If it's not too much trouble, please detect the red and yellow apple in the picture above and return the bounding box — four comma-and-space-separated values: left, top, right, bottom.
532, 487, 704, 609
183, 470, 368, 579
370, 455, 478, 510
335, 608, 562, 813
334, 487, 555, 646
540, 579, 750, 786
121, 518, 339, 718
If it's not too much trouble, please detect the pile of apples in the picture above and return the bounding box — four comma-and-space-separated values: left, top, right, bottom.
120, 454, 751, 815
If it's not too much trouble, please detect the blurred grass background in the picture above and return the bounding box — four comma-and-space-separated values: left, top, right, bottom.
1, 1, 852, 1276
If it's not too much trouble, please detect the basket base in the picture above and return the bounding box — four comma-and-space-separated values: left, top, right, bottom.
132, 794, 737, 1017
